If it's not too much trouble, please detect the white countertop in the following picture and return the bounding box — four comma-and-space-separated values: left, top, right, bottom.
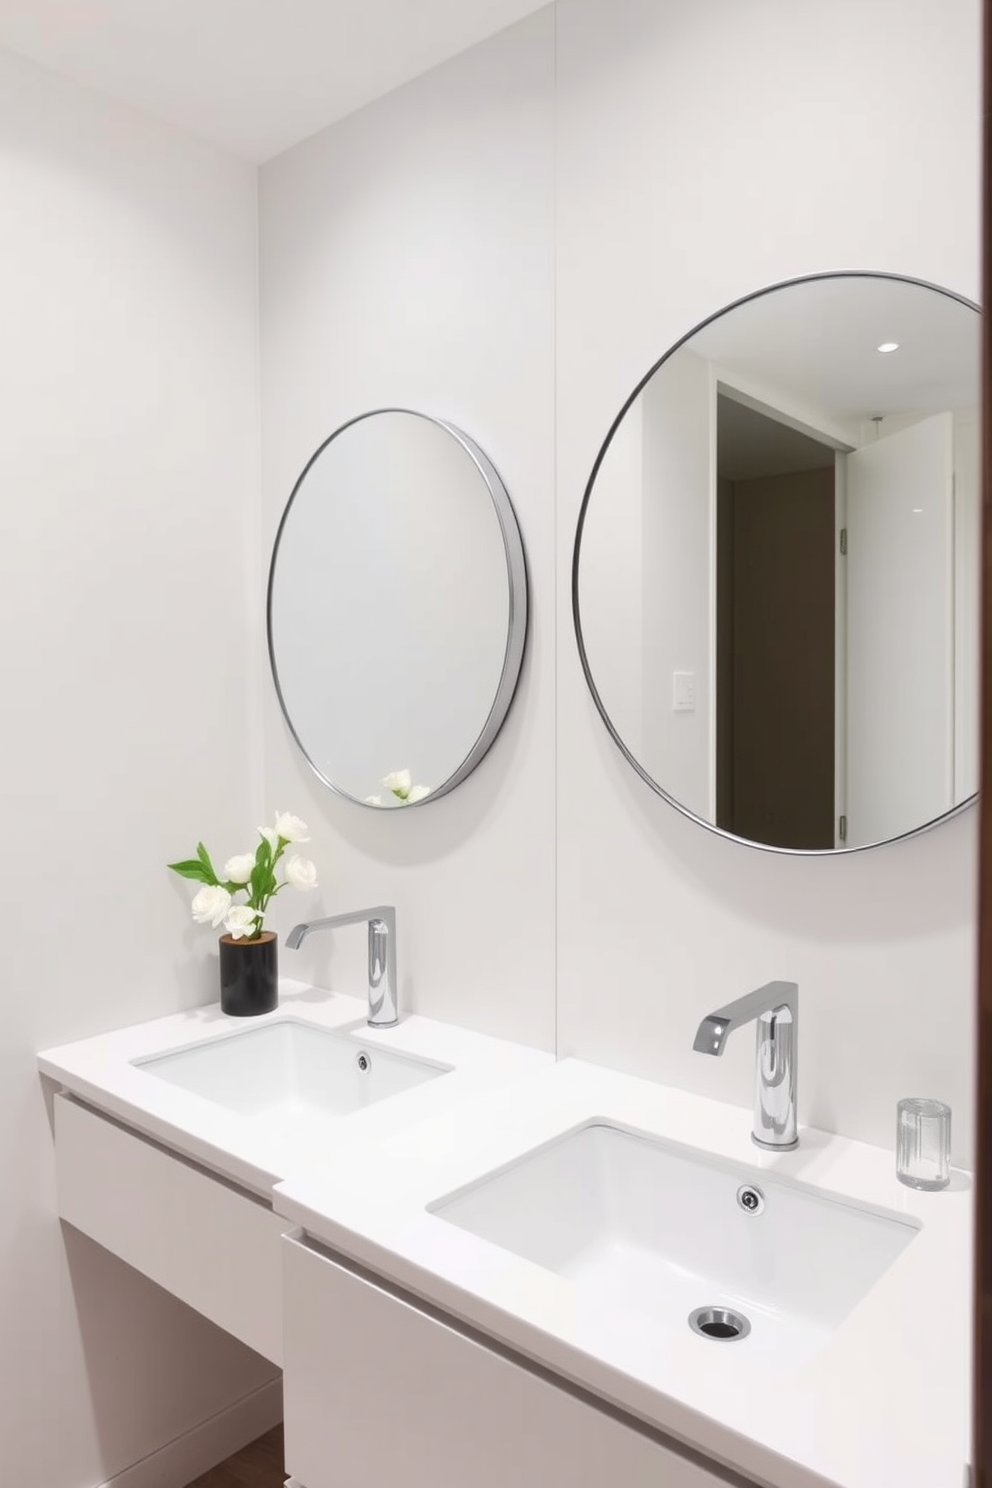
37, 979, 553, 1195
38, 997, 972, 1488
274, 1058, 973, 1488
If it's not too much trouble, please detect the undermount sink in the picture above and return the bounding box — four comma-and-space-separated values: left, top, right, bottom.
134, 1017, 450, 1120
430, 1121, 918, 1366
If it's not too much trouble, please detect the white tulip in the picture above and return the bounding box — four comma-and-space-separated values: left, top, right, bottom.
223, 853, 255, 884
406, 784, 431, 803
285, 854, 318, 891
191, 884, 232, 928
382, 769, 411, 797
364, 795, 383, 807
274, 811, 310, 843
224, 904, 261, 939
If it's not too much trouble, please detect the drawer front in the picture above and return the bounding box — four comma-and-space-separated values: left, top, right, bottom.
283, 1234, 737, 1488
55, 1094, 286, 1364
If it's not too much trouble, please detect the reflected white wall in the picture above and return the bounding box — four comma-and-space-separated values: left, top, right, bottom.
641, 350, 712, 818
954, 410, 980, 800
271, 413, 508, 800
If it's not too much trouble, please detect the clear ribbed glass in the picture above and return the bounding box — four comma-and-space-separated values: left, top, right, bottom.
896, 1098, 951, 1191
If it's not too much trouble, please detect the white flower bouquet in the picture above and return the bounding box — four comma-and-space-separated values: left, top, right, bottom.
168, 811, 318, 941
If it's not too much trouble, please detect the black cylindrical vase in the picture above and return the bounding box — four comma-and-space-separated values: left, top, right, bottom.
218, 931, 279, 1016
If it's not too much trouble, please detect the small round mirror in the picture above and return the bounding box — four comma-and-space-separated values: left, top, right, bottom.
573, 272, 980, 852
269, 409, 527, 807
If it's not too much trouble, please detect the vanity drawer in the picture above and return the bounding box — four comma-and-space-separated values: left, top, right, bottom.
54, 1094, 286, 1364
283, 1233, 739, 1488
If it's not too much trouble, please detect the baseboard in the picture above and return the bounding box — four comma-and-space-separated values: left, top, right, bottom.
96, 1375, 283, 1488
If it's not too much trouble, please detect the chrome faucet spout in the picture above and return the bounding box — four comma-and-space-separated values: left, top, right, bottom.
286, 907, 398, 1028
693, 980, 799, 1150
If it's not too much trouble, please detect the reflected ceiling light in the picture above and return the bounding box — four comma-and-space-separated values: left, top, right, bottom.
876, 341, 900, 353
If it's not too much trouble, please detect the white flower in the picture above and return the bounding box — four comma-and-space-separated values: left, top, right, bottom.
364, 795, 383, 807
284, 854, 318, 890
406, 784, 431, 803
223, 853, 255, 884
258, 826, 279, 853
274, 811, 310, 843
191, 884, 232, 928
224, 904, 261, 939
382, 770, 411, 798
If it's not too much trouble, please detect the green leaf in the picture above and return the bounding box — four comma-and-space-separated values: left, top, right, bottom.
249, 860, 268, 909
167, 859, 210, 883
255, 837, 271, 867
196, 842, 219, 886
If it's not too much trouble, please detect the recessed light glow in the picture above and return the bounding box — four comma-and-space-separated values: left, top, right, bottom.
876, 341, 900, 354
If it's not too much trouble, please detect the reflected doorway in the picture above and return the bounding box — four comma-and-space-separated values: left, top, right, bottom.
715, 395, 837, 849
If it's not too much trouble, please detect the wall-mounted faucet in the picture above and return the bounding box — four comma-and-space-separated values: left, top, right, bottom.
286, 906, 398, 1028
693, 981, 799, 1150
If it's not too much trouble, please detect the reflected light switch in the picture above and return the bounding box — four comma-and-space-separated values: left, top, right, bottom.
673, 671, 695, 712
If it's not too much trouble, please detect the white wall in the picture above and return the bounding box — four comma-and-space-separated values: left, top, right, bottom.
579, 399, 645, 757
258, 13, 557, 1046
555, 0, 981, 1165
260, 0, 980, 1166
0, 5, 979, 1480
0, 49, 276, 1488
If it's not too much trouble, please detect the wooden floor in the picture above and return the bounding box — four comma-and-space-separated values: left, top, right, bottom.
185, 1425, 285, 1488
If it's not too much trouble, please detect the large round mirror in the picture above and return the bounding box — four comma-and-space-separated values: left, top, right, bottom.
574, 273, 980, 852
269, 410, 527, 807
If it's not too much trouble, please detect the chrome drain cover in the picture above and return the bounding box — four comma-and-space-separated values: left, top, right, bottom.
688, 1306, 751, 1342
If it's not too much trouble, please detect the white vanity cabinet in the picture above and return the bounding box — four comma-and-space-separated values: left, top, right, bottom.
281, 1232, 743, 1488
54, 1093, 287, 1364
53, 1093, 741, 1487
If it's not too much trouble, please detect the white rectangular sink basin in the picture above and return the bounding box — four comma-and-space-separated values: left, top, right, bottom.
135, 1018, 450, 1121
431, 1121, 919, 1366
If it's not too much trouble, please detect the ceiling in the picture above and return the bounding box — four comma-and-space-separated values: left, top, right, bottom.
0, 0, 550, 161
717, 395, 835, 483
690, 275, 980, 425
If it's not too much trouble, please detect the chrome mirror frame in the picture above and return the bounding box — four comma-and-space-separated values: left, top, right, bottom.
268, 408, 528, 807
571, 270, 980, 855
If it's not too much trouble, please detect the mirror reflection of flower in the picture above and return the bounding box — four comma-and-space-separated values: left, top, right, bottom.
365, 770, 432, 807
167, 811, 319, 940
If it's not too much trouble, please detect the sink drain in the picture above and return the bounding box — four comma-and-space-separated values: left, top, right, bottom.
688, 1306, 751, 1342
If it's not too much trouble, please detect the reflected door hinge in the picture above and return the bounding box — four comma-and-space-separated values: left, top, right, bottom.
839, 815, 848, 843
839, 528, 848, 555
